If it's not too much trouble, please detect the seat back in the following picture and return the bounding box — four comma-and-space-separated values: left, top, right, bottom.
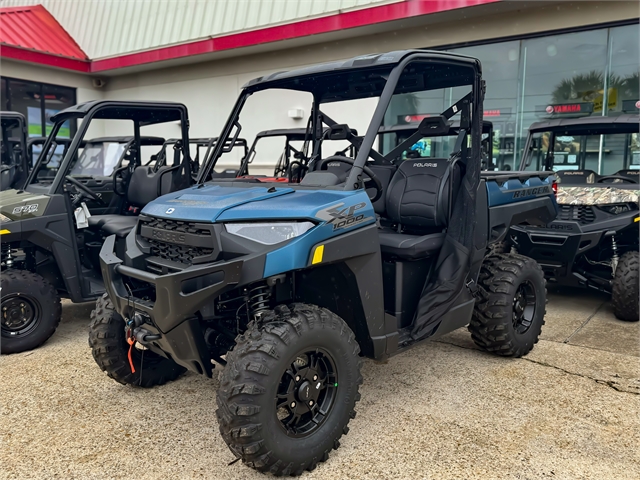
556, 169, 596, 184
319, 156, 352, 182
367, 164, 397, 215
385, 158, 459, 230
614, 169, 640, 183
126, 165, 172, 208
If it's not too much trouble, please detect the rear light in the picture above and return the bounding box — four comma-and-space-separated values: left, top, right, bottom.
551, 182, 558, 197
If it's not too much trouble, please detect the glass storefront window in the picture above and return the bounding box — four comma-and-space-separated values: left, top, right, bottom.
518, 29, 610, 168
384, 24, 638, 171
608, 24, 639, 114
451, 41, 520, 170
0, 77, 76, 139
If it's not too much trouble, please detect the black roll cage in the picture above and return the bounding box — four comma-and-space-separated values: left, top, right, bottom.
25, 101, 191, 194
198, 51, 483, 188
1, 112, 27, 166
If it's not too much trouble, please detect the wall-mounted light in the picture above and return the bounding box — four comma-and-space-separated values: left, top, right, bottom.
288, 108, 305, 120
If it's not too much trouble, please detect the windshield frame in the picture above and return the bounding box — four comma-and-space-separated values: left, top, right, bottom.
521, 121, 640, 172
24, 102, 191, 194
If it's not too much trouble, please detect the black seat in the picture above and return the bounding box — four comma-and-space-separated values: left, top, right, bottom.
89, 165, 174, 237
367, 164, 397, 215
320, 157, 352, 182
614, 169, 640, 183
378, 158, 459, 260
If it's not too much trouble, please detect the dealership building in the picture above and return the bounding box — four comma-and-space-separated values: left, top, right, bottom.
1, 0, 638, 172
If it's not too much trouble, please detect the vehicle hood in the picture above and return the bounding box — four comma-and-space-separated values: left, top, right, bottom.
557, 186, 639, 205
141, 184, 367, 223
0, 189, 51, 221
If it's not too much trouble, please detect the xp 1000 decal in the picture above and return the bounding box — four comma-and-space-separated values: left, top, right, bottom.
316, 202, 374, 231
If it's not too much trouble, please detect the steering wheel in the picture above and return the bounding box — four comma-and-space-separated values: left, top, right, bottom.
65, 175, 106, 205
318, 156, 383, 203
596, 175, 637, 184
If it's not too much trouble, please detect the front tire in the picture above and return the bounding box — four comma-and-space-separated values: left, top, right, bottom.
612, 251, 639, 322
88, 293, 186, 387
1, 270, 61, 354
216, 303, 363, 476
469, 253, 546, 357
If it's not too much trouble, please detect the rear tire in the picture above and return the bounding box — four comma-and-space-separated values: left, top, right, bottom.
612, 251, 639, 322
216, 303, 362, 476
469, 253, 546, 357
1, 270, 61, 354
88, 293, 186, 387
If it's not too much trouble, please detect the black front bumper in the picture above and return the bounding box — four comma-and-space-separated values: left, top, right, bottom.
100, 235, 250, 376
100, 235, 245, 332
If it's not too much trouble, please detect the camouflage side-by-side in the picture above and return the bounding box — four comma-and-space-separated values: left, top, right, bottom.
557, 186, 640, 205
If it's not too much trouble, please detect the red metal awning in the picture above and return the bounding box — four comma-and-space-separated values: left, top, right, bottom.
0, 5, 89, 70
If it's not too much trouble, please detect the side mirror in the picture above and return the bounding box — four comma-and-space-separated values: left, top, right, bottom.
328, 124, 352, 140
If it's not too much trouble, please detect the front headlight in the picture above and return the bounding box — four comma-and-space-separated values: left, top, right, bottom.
0, 213, 12, 222
225, 221, 315, 245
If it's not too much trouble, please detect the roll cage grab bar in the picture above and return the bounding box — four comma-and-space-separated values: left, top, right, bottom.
197, 53, 482, 188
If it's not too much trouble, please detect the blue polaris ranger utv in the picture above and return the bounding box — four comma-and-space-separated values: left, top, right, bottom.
90, 50, 558, 475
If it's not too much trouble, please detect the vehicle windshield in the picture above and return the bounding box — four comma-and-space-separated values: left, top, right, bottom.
524, 129, 640, 175
69, 142, 125, 176
199, 54, 479, 186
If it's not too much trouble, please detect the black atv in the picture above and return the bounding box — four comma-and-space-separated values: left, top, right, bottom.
90, 50, 558, 474
239, 127, 360, 182
0, 100, 194, 354
150, 137, 249, 180
510, 114, 639, 321
1, 111, 28, 191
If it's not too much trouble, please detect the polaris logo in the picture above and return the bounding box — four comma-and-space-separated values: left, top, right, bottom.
563, 172, 586, 176
412, 162, 438, 167
151, 229, 186, 244
547, 223, 576, 231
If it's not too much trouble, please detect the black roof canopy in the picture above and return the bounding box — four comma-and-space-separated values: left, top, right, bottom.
51, 100, 188, 125
243, 50, 480, 103
378, 120, 493, 136
255, 127, 330, 141
529, 114, 639, 135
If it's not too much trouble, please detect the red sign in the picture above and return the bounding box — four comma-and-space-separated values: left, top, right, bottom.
484, 109, 502, 117
545, 103, 594, 115
404, 114, 431, 123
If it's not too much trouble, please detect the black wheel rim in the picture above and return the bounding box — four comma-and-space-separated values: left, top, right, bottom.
1, 294, 41, 337
513, 281, 536, 334
275, 349, 338, 437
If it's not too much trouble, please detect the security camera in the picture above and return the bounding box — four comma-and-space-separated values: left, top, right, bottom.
92, 78, 107, 88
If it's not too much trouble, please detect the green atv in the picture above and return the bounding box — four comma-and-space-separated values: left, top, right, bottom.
0, 101, 194, 354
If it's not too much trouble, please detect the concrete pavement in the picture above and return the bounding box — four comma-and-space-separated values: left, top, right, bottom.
1, 288, 638, 479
